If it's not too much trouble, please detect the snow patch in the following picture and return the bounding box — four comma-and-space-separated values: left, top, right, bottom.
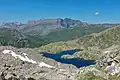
38, 62, 53, 68
2, 50, 54, 68
104, 51, 111, 54
23, 53, 27, 56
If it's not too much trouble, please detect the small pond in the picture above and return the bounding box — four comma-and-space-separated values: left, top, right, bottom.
40, 50, 96, 68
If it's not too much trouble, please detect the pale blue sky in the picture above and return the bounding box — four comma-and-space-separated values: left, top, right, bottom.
0, 0, 120, 23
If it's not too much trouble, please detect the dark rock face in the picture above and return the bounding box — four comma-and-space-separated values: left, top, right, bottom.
60, 18, 83, 28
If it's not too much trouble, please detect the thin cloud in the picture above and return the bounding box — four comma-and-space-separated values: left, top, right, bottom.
94, 11, 100, 16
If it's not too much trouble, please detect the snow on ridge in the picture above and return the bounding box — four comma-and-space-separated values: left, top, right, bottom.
2, 50, 53, 68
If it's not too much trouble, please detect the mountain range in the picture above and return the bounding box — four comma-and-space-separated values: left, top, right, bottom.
0, 18, 120, 80
0, 18, 119, 48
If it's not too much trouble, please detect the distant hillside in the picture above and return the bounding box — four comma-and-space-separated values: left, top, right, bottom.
39, 25, 120, 55
0, 23, 113, 48
77, 25, 120, 49
1, 18, 118, 36
0, 18, 119, 48
0, 28, 51, 48
0, 28, 28, 47
21, 19, 118, 36
25, 24, 109, 48
0, 22, 25, 30
20, 18, 85, 36
41, 24, 109, 42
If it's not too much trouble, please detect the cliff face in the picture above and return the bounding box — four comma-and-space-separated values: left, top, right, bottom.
0, 18, 84, 35
27, 18, 83, 28
20, 18, 84, 36
60, 18, 83, 28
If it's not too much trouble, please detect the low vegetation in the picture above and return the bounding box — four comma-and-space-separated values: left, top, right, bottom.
0, 24, 108, 48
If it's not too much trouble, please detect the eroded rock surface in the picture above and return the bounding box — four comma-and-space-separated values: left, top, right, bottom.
0, 46, 77, 80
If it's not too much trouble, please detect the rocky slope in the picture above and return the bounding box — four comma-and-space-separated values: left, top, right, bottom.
0, 46, 78, 80
39, 25, 120, 80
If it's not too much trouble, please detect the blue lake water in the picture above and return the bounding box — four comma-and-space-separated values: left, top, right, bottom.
40, 50, 96, 68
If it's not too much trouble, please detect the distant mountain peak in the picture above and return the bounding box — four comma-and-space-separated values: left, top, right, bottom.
27, 18, 85, 28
